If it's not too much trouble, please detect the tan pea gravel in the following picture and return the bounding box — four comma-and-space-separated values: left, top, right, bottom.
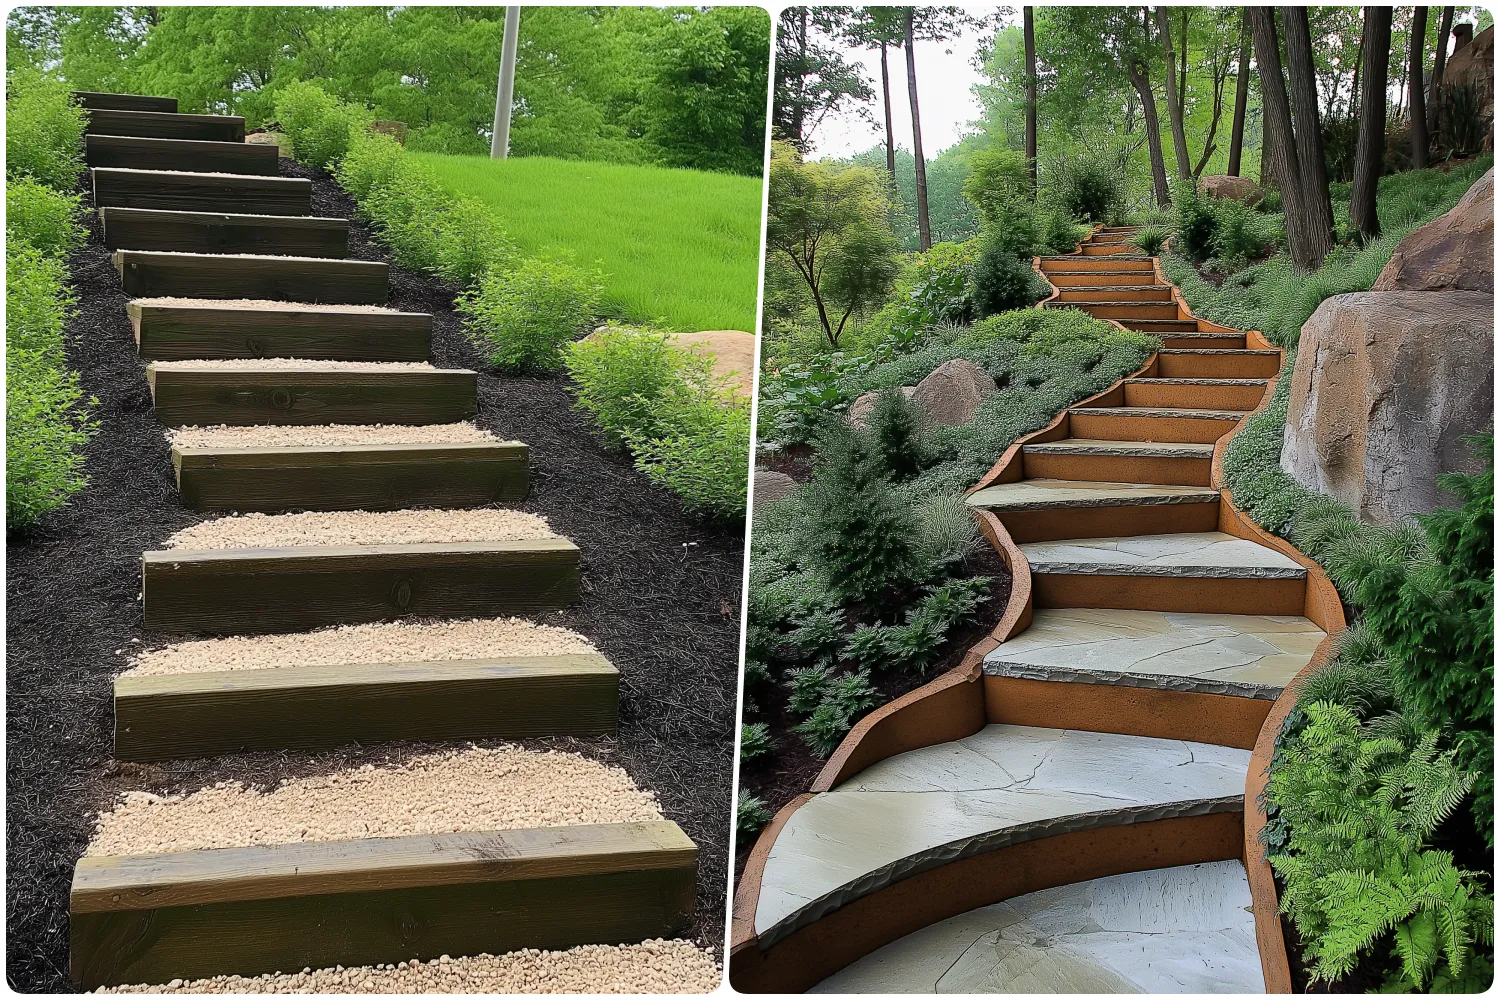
164, 508, 556, 550
132, 298, 398, 313
97, 939, 721, 994
117, 249, 349, 263
168, 423, 499, 449
148, 359, 440, 373
124, 617, 599, 678
85, 745, 663, 857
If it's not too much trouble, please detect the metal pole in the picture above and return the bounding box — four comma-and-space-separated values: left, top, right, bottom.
490, 6, 520, 158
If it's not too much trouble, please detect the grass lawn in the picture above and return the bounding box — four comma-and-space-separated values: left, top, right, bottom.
409, 151, 763, 333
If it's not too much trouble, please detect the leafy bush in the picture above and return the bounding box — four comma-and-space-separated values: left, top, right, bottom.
1173, 184, 1219, 262
566, 327, 713, 445
624, 381, 751, 519
740, 722, 773, 762
7, 178, 83, 260
970, 237, 1043, 317
273, 81, 371, 171
1046, 153, 1125, 222
736, 791, 772, 836
794, 669, 880, 755
1131, 225, 1168, 257
784, 663, 834, 715
458, 256, 603, 372
1211, 200, 1277, 270
5, 68, 86, 189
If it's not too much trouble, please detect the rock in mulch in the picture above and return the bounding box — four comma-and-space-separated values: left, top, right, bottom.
911, 358, 997, 427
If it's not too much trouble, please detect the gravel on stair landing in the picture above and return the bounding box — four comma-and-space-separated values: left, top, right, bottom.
98, 940, 721, 994
147, 359, 439, 372
164, 509, 555, 550
124, 617, 598, 678
85, 746, 662, 857
168, 423, 498, 449
132, 297, 398, 312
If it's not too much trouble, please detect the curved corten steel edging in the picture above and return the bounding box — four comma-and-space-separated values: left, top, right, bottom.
1032, 222, 1102, 307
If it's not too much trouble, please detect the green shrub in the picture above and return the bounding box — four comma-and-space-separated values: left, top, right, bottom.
1047, 153, 1125, 222
1173, 184, 1218, 262
787, 608, 845, 660
7, 243, 71, 359
883, 608, 945, 672
624, 381, 751, 519
565, 327, 714, 446
916, 575, 990, 630
912, 493, 979, 570
7, 178, 83, 259
970, 237, 1043, 317
458, 256, 603, 372
336, 130, 408, 201
736, 791, 772, 837
273, 81, 371, 171
5, 68, 86, 189
866, 387, 923, 480
1131, 225, 1167, 257
794, 669, 879, 755
740, 722, 773, 762
784, 663, 833, 715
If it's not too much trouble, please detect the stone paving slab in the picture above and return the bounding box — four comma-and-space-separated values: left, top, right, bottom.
967, 479, 1220, 511
982, 607, 1324, 697
1022, 439, 1215, 458
754, 725, 1249, 944
1068, 406, 1245, 420
1019, 531, 1305, 578
810, 860, 1264, 993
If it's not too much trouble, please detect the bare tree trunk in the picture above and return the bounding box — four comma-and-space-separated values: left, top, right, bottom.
1193, 65, 1229, 178
1128, 60, 1171, 206
1352, 5, 1392, 242
1228, 11, 1251, 176
789, 8, 809, 147
1250, 7, 1324, 272
1281, 7, 1335, 259
1428, 6, 1454, 136
880, 40, 896, 182
1350, 21, 1364, 122
1156, 7, 1192, 181
1024, 6, 1037, 198
1409, 6, 1429, 167
904, 10, 931, 250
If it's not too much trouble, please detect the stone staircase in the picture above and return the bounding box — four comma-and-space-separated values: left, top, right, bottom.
730, 227, 1345, 992
67, 92, 697, 989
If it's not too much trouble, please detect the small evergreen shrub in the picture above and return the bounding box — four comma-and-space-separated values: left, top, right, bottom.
794, 669, 879, 755
1173, 184, 1218, 262
969, 237, 1042, 317
866, 387, 924, 480
5, 69, 86, 189
1047, 153, 1124, 222
740, 722, 773, 762
784, 663, 833, 715
7, 178, 83, 260
458, 256, 603, 372
736, 791, 772, 836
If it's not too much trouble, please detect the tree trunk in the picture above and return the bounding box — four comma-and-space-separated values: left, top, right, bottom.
1192, 65, 1228, 178
1227, 10, 1251, 176
1128, 61, 1171, 206
1250, 7, 1323, 272
1024, 6, 1038, 198
880, 40, 896, 183
904, 10, 931, 250
1178, 9, 1189, 110
1350, 21, 1364, 122
1156, 7, 1192, 181
789, 8, 808, 147
1409, 6, 1429, 167
1281, 6, 1335, 261
1352, 5, 1392, 242
1428, 6, 1454, 136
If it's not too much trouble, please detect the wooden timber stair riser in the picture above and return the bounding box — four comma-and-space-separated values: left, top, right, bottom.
730, 225, 1342, 992
130, 302, 431, 362
70, 822, 697, 988
86, 134, 278, 174
74, 91, 178, 113
141, 538, 582, 635
173, 441, 530, 512
93, 167, 310, 215
85, 108, 245, 142
116, 251, 385, 303
147, 367, 478, 427
114, 654, 618, 760
102, 208, 349, 258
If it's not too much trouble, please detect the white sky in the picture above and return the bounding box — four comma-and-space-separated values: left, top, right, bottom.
806, 7, 1016, 161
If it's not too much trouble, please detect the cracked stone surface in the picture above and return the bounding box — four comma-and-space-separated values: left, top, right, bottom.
1158, 349, 1277, 357
983, 608, 1323, 694
966, 480, 1220, 511
1124, 377, 1266, 386
809, 861, 1263, 994
1022, 439, 1215, 458
1068, 406, 1244, 420
1019, 532, 1305, 579
754, 725, 1248, 943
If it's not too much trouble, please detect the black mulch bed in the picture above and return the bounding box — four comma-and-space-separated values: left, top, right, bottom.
6, 160, 745, 992
733, 544, 1012, 880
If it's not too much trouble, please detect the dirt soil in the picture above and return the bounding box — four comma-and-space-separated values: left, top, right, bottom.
5, 161, 745, 992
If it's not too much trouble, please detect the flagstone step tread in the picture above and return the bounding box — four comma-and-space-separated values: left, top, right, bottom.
967, 479, 1220, 511
809, 860, 1264, 994
1019, 532, 1306, 579
1115, 319, 1207, 328
752, 723, 1249, 945
93, 167, 311, 215
1040, 255, 1153, 263
1057, 285, 1173, 292
1158, 348, 1279, 356
142, 538, 581, 635
1044, 270, 1158, 277
101, 208, 348, 257
85, 108, 244, 142
129, 299, 431, 362
114, 652, 617, 760
86, 134, 278, 174
1069, 406, 1245, 420
116, 250, 385, 304
982, 608, 1323, 698
1126, 377, 1268, 386
172, 440, 529, 512
69, 821, 695, 989
74, 91, 178, 113
1022, 439, 1215, 458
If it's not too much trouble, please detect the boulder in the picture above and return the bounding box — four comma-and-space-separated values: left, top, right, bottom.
752, 470, 797, 517
848, 386, 915, 427
1200, 174, 1263, 206
1280, 290, 1495, 523
911, 358, 998, 428
1372, 169, 1493, 293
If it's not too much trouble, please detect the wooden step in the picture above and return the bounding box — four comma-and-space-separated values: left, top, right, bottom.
114, 652, 616, 760
73, 91, 177, 113
86, 134, 277, 174
102, 208, 347, 257
966, 479, 1222, 542
70, 821, 695, 988
142, 537, 581, 634
147, 363, 475, 427
93, 167, 311, 215
1123, 377, 1269, 410
173, 441, 528, 511
130, 300, 430, 362
1068, 406, 1245, 444
1056, 285, 1173, 302
86, 108, 245, 142
117, 251, 385, 303
1156, 348, 1281, 379
1021, 438, 1213, 486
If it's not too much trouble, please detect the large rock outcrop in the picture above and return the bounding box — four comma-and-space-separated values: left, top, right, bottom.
1373, 168, 1493, 293
1280, 290, 1494, 523
1200, 174, 1263, 206
911, 358, 997, 428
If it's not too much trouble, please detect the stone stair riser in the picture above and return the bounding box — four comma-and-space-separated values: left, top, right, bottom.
1029, 572, 1310, 617
86, 108, 244, 142
93, 168, 310, 215
1119, 319, 1205, 332
148, 370, 476, 427
1159, 333, 1246, 349
132, 303, 431, 362
1044, 271, 1159, 287
86, 134, 278, 175
118, 252, 386, 303
102, 208, 348, 258
1021, 451, 1211, 487
1122, 381, 1267, 410
1067, 303, 1182, 322
1081, 243, 1135, 256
